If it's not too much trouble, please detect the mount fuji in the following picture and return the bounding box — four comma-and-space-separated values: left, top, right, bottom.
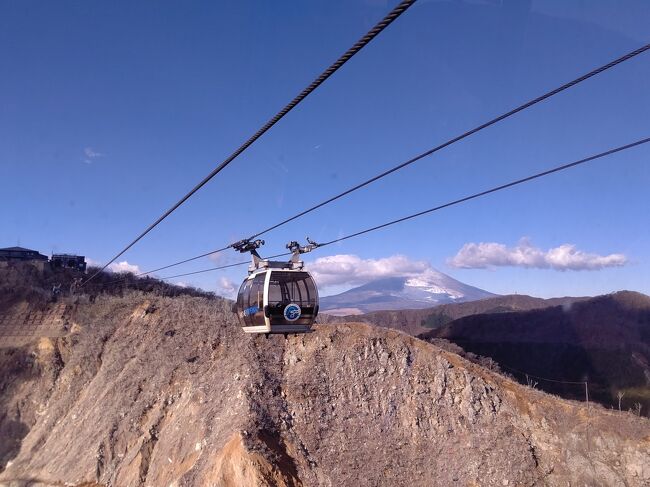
319, 269, 496, 315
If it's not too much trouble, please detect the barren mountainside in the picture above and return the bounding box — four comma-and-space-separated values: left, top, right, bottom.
0, 290, 649, 486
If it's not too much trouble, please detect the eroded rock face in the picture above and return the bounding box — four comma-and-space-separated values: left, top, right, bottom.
0, 294, 648, 486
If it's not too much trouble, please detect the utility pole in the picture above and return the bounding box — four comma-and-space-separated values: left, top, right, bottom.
585, 381, 590, 454
617, 391, 625, 412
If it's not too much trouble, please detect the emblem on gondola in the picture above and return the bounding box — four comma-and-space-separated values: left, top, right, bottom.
243, 305, 259, 317
284, 303, 301, 321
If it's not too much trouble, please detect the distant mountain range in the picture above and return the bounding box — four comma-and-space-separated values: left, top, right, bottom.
320, 293, 589, 336
319, 270, 495, 315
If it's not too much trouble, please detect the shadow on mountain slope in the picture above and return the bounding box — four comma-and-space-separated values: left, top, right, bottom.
420, 291, 650, 415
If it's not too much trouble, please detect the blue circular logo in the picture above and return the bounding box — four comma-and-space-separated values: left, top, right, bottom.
284, 303, 301, 322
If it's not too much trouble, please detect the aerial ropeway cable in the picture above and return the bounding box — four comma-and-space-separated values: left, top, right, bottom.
82, 0, 418, 286
102, 251, 291, 286
124, 42, 650, 281
314, 137, 650, 248
142, 135, 650, 282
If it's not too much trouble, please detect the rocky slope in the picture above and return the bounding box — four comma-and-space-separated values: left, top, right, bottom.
0, 291, 649, 486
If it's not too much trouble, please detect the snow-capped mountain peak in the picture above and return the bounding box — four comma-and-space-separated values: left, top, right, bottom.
320, 269, 495, 315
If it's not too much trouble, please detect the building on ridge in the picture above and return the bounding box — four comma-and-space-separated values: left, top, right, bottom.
0, 246, 49, 270
50, 254, 87, 272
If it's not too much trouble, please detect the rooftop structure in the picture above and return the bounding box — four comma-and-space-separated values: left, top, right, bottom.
0, 246, 48, 262
51, 254, 87, 272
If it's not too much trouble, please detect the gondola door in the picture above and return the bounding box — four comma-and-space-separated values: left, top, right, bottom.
238, 271, 269, 333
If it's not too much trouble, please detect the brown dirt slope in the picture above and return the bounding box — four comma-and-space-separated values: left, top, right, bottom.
0, 292, 649, 486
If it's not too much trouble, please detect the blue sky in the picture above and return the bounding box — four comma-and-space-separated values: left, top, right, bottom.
1, 0, 649, 298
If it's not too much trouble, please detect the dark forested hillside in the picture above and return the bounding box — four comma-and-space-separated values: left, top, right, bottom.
320, 294, 588, 336
420, 291, 650, 415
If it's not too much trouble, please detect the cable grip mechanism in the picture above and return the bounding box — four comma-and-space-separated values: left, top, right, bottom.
287, 237, 321, 264
232, 239, 264, 254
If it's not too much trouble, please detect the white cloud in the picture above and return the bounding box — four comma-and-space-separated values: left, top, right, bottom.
174, 281, 189, 288
83, 147, 104, 164
86, 257, 103, 268
108, 261, 142, 274
216, 277, 237, 298
308, 254, 430, 287
86, 258, 143, 275
448, 238, 627, 271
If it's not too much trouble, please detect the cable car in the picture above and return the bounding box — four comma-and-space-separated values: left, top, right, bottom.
234, 238, 319, 335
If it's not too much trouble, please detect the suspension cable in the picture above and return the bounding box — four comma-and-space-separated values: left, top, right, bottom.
159, 252, 292, 281
316, 137, 650, 247
247, 45, 650, 241
123, 43, 650, 279
82, 0, 418, 286
147, 136, 649, 280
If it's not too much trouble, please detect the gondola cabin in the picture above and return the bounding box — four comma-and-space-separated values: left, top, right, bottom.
234, 239, 319, 335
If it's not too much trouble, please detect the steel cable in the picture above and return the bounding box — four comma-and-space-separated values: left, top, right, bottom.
143, 136, 650, 281
124, 42, 650, 280
82, 0, 418, 285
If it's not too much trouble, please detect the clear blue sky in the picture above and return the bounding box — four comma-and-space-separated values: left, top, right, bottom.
1, 0, 649, 298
